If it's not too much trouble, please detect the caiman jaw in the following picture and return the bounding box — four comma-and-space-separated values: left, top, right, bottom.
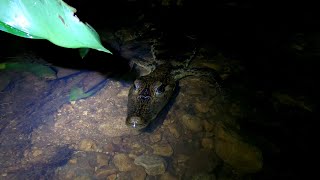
126, 116, 147, 130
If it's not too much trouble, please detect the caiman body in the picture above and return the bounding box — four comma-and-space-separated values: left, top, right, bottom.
108, 23, 222, 130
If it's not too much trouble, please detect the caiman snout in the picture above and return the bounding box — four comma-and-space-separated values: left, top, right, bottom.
126, 116, 146, 129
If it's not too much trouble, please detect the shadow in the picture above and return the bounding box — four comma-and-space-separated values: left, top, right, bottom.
142, 83, 181, 133
4, 146, 73, 179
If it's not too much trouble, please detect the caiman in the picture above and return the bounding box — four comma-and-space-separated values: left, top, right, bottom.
105, 23, 224, 130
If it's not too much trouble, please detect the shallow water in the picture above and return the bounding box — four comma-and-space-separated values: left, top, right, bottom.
1, 8, 317, 178
0, 49, 261, 180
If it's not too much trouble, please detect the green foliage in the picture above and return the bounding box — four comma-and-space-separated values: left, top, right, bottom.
0, 0, 112, 54
0, 62, 57, 79
69, 86, 95, 101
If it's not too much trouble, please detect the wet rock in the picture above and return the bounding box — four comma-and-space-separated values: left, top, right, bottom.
152, 143, 174, 157
191, 173, 216, 180
117, 172, 131, 180
55, 152, 97, 180
215, 123, 263, 174
130, 142, 145, 154
112, 137, 122, 144
134, 155, 167, 175
149, 132, 162, 143
201, 138, 214, 150
78, 139, 98, 151
107, 174, 117, 180
181, 114, 203, 132
74, 174, 94, 180
68, 158, 77, 164
160, 172, 178, 180
130, 166, 147, 180
113, 153, 135, 172
168, 125, 181, 138
185, 149, 220, 176
32, 149, 43, 157
103, 143, 120, 153
195, 102, 210, 113
96, 153, 110, 168
98, 120, 139, 137
203, 120, 215, 132
95, 167, 117, 179
117, 168, 146, 180
176, 154, 190, 164
117, 89, 129, 97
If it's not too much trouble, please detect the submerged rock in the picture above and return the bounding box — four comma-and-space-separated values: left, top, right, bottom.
152, 143, 174, 157
181, 114, 203, 132
113, 153, 135, 172
78, 139, 98, 151
134, 154, 167, 175
214, 123, 263, 174
160, 172, 179, 180
201, 138, 214, 150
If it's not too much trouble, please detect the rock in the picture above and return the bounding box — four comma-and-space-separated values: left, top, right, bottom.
215, 123, 263, 174
69, 158, 77, 164
160, 172, 178, 180
117, 172, 131, 180
181, 114, 203, 132
55, 152, 97, 180
112, 137, 122, 144
113, 153, 135, 172
32, 149, 43, 157
152, 143, 174, 157
98, 120, 139, 137
95, 168, 118, 179
191, 173, 216, 180
195, 102, 210, 113
185, 149, 220, 176
134, 155, 167, 175
78, 139, 97, 151
168, 125, 181, 138
176, 154, 190, 163
117, 89, 129, 97
103, 143, 119, 153
149, 132, 162, 143
130, 166, 147, 180
107, 174, 117, 180
201, 138, 214, 149
96, 153, 110, 168
130, 142, 145, 154
74, 175, 94, 180
203, 120, 215, 132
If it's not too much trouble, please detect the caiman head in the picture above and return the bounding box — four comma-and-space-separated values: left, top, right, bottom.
126, 64, 176, 130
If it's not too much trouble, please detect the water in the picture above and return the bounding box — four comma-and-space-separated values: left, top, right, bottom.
1, 4, 317, 179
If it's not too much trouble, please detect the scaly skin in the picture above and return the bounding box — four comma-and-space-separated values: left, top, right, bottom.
124, 26, 222, 130
126, 61, 223, 130
126, 63, 176, 129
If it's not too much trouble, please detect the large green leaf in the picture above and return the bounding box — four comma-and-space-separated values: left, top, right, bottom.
0, 0, 112, 54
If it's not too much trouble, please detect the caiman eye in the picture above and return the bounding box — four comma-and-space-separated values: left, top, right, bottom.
154, 83, 166, 95
133, 80, 142, 90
